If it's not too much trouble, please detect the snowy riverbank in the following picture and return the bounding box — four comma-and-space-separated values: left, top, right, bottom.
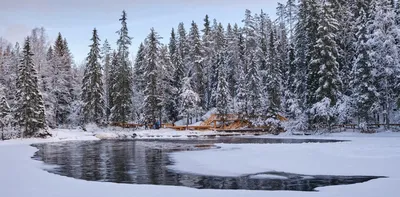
0, 129, 399, 197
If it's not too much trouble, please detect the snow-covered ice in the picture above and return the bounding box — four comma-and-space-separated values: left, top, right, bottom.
0, 129, 399, 197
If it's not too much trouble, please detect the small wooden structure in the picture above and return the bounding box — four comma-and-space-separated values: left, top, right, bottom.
110, 113, 287, 132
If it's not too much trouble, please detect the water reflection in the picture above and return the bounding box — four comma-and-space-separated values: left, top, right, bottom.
32, 139, 382, 191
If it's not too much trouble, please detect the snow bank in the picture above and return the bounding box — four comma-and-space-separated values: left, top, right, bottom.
1, 129, 399, 197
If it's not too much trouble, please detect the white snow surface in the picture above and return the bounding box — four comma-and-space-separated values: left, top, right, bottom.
0, 129, 399, 197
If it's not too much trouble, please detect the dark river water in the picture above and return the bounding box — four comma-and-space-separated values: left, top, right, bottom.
32, 137, 383, 191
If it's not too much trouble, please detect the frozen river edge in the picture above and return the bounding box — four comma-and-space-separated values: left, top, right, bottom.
1, 129, 399, 197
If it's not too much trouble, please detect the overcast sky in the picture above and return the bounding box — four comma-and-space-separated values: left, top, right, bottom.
0, 0, 284, 63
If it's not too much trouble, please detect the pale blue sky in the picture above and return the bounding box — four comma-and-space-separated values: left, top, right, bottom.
0, 0, 284, 63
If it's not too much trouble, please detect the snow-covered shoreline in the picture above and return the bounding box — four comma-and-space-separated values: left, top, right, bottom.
1, 129, 399, 197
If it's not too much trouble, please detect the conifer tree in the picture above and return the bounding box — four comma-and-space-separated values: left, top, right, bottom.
308, 0, 342, 126
216, 52, 230, 118
133, 43, 145, 92
143, 28, 162, 123
15, 38, 49, 138
52, 33, 73, 126
367, 0, 399, 128
246, 53, 261, 116
202, 15, 213, 110
177, 23, 189, 74
266, 30, 282, 117
81, 28, 105, 125
169, 28, 183, 122
0, 93, 11, 139
110, 11, 134, 123
159, 45, 176, 122
180, 77, 199, 128
352, 5, 378, 126
188, 21, 205, 112
101, 39, 112, 120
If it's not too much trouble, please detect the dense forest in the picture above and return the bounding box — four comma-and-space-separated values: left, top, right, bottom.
1, 0, 400, 138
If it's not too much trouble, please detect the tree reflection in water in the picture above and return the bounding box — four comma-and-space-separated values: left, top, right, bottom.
32, 139, 383, 191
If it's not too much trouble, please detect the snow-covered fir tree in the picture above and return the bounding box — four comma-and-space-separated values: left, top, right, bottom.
0, 92, 11, 139
367, 0, 399, 128
169, 28, 183, 123
266, 30, 282, 118
352, 4, 379, 127
110, 11, 134, 123
308, 0, 342, 127
101, 39, 112, 120
159, 44, 176, 122
143, 28, 162, 123
216, 51, 231, 118
180, 77, 200, 127
188, 21, 205, 114
81, 28, 105, 125
133, 43, 145, 92
14, 38, 49, 138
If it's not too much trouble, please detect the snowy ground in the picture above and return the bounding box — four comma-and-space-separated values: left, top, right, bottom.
0, 129, 399, 197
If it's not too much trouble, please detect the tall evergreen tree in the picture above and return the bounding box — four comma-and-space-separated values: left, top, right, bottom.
15, 38, 49, 138
133, 43, 146, 92
52, 33, 73, 126
110, 11, 134, 123
308, 0, 342, 126
352, 5, 379, 126
188, 21, 205, 112
143, 28, 162, 123
101, 39, 112, 120
202, 15, 213, 110
81, 28, 105, 125
216, 52, 230, 118
266, 30, 282, 117
180, 77, 199, 128
169, 28, 183, 122
0, 93, 11, 139
367, 0, 399, 128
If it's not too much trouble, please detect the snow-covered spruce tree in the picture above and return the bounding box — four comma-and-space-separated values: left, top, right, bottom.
108, 51, 118, 121
101, 39, 112, 121
81, 28, 105, 125
285, 0, 298, 39
52, 33, 73, 126
246, 53, 262, 117
235, 65, 247, 115
169, 28, 183, 123
133, 43, 145, 93
180, 77, 200, 128
308, 1, 342, 128
44, 46, 57, 128
367, 0, 399, 128
159, 44, 176, 123
266, 30, 282, 118
177, 23, 190, 74
0, 93, 11, 140
143, 28, 162, 123
216, 51, 231, 123
0, 43, 19, 116
257, 10, 269, 114
242, 10, 261, 118
14, 38, 49, 138
225, 23, 240, 102
209, 22, 226, 108
202, 15, 213, 110
132, 43, 146, 121
110, 11, 134, 123
351, 5, 379, 127
188, 21, 205, 116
